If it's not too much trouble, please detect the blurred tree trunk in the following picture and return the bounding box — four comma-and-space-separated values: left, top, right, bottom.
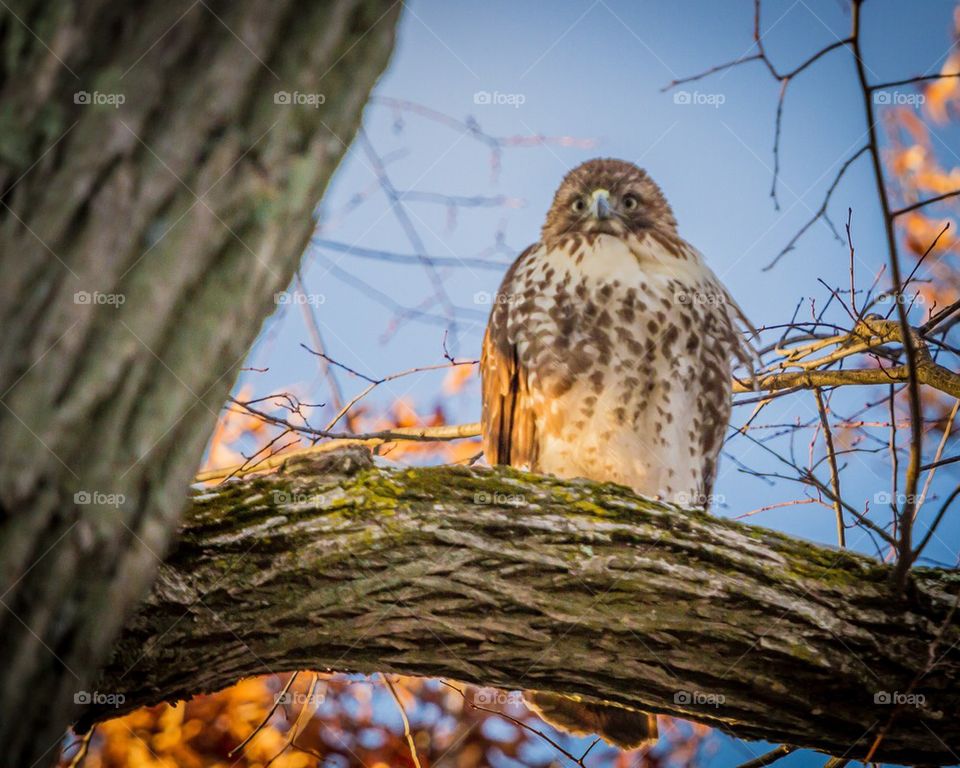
0, 2, 399, 765
88, 450, 960, 765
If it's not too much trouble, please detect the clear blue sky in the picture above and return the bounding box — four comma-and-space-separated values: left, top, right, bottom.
231, 2, 960, 764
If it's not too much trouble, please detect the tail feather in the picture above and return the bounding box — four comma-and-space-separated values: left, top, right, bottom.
523, 690, 658, 750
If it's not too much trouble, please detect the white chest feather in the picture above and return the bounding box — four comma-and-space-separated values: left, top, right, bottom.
503, 233, 735, 504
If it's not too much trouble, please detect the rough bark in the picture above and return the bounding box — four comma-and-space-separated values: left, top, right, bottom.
0, 3, 399, 765
89, 449, 960, 765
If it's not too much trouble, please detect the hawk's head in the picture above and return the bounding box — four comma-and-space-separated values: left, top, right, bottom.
541, 158, 677, 247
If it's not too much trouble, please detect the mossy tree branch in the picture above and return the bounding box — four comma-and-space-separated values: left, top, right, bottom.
88, 449, 960, 765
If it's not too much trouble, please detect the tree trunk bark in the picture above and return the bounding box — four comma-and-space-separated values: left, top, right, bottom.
88, 449, 960, 766
0, 3, 399, 765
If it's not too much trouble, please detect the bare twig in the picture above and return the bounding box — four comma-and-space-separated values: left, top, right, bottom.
65, 727, 95, 768
765, 148, 869, 270
439, 682, 610, 767
265, 674, 322, 768
815, 389, 846, 548
892, 188, 960, 217
870, 71, 960, 90
228, 672, 299, 757
733, 744, 797, 768
663, 0, 852, 216
380, 674, 423, 768
196, 422, 482, 483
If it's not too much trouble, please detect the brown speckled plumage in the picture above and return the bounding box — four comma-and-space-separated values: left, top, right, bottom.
482, 158, 751, 505
480, 158, 754, 750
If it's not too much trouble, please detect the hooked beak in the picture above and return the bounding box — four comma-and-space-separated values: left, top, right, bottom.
590, 189, 612, 220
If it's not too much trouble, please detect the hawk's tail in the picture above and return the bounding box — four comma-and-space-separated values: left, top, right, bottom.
523, 690, 659, 750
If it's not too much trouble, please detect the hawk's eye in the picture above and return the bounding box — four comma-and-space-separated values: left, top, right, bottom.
622, 194, 640, 211
571, 198, 587, 213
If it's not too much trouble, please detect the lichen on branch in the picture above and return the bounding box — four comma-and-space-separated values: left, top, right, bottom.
88, 448, 960, 765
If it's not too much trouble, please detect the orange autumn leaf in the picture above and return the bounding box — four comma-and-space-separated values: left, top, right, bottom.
891, 105, 929, 145
442, 363, 477, 395
390, 397, 424, 429
924, 53, 960, 124
201, 385, 269, 473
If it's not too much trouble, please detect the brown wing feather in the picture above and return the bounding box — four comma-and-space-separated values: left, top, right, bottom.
480, 245, 539, 469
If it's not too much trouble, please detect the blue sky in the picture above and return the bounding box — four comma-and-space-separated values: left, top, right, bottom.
229, 2, 960, 764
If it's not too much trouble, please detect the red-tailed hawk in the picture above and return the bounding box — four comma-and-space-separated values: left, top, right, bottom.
480, 158, 753, 749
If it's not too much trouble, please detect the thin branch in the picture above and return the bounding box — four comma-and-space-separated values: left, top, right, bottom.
815, 389, 846, 548
734, 745, 797, 768
892, 188, 960, 217
765, 147, 869, 270
228, 672, 299, 757
923, 297, 960, 333
913, 482, 960, 560
298, 345, 477, 432
916, 399, 960, 516
311, 237, 511, 271
65, 727, 95, 768
358, 130, 459, 330
195, 422, 482, 483
265, 674, 321, 768
823, 758, 850, 768
870, 71, 960, 90
663, 2, 852, 219
439, 682, 603, 768
920, 454, 960, 472
294, 270, 345, 419
380, 674, 423, 768
661, 53, 766, 91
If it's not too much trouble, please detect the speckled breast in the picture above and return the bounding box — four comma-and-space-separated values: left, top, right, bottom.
502, 232, 734, 504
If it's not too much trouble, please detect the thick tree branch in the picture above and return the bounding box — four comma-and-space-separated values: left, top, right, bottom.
0, 3, 401, 763
87, 449, 960, 764
736, 318, 960, 399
